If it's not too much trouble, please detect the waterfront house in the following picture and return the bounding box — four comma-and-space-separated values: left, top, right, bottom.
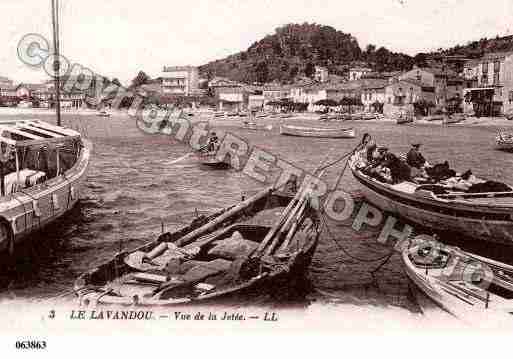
314, 66, 329, 83
399, 66, 462, 110
383, 79, 435, 118
462, 51, 513, 116
360, 79, 388, 113
161, 66, 199, 96
349, 67, 372, 81
262, 85, 292, 104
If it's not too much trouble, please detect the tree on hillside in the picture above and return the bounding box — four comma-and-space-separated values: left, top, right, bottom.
111, 78, 122, 87
132, 71, 150, 88
254, 61, 269, 83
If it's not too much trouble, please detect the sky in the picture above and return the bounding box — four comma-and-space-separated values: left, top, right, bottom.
2, 0, 513, 85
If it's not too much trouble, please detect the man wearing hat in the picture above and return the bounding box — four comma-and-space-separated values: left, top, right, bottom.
407, 143, 429, 177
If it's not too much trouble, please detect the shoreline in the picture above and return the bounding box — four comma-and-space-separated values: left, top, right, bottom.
2, 107, 512, 130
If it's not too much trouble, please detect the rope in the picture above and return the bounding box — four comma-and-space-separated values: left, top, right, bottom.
319, 212, 395, 263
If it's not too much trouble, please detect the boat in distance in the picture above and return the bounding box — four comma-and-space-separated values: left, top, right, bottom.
496, 131, 513, 151
403, 239, 513, 321
0, 119, 91, 255
280, 124, 355, 138
74, 186, 320, 306
348, 150, 513, 245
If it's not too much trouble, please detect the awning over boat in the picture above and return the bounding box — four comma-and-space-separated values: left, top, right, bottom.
0, 119, 81, 147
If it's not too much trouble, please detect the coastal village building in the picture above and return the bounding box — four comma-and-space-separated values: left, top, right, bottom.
360, 79, 388, 112
262, 85, 292, 104
349, 67, 372, 81
462, 51, 513, 116
399, 67, 463, 111
383, 79, 435, 117
314, 66, 329, 82
161, 66, 199, 96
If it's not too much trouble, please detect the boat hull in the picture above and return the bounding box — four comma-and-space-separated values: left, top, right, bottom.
0, 139, 92, 254
74, 189, 320, 306
280, 125, 355, 138
350, 164, 513, 245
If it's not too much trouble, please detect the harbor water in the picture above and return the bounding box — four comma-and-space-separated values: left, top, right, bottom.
1, 112, 513, 317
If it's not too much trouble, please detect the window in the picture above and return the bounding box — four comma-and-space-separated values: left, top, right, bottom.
482, 62, 488, 74
494, 61, 500, 73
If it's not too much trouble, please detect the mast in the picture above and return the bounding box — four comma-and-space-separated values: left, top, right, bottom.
51, 0, 62, 126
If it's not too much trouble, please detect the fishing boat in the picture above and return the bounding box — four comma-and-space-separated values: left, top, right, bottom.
74, 186, 320, 306
496, 130, 513, 151
280, 124, 355, 139
0, 0, 92, 256
403, 239, 513, 320
0, 119, 91, 255
396, 114, 414, 125
241, 121, 272, 131
195, 151, 231, 169
97, 110, 110, 117
424, 115, 445, 122
443, 114, 465, 125
349, 148, 513, 244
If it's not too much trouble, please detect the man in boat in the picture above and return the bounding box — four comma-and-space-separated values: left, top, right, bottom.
406, 143, 430, 178
206, 132, 219, 153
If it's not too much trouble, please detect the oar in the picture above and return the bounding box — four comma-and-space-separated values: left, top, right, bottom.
175, 187, 273, 247
265, 197, 308, 256
252, 191, 300, 257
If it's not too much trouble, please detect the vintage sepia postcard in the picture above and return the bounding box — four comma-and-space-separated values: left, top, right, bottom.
1, 0, 513, 356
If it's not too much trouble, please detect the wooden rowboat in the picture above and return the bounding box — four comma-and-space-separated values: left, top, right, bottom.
396, 115, 413, 125
403, 239, 513, 321
0, 119, 91, 256
280, 124, 355, 138
195, 151, 231, 169
349, 151, 513, 245
74, 187, 320, 306
496, 131, 513, 151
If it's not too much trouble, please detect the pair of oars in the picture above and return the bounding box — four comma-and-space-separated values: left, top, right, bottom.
254, 170, 324, 258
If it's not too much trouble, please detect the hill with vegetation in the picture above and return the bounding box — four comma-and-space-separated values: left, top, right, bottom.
199, 23, 414, 84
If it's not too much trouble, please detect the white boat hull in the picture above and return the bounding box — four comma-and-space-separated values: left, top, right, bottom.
0, 139, 92, 254
280, 125, 355, 138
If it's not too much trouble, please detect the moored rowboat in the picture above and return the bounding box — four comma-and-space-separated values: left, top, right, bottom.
74, 187, 320, 306
496, 131, 513, 151
403, 239, 513, 322
280, 124, 355, 138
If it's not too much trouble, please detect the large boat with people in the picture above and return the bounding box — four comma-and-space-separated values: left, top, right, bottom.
0, 119, 91, 255
349, 135, 513, 244
74, 185, 320, 306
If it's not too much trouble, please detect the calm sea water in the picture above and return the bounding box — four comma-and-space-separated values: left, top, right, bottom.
0, 112, 512, 313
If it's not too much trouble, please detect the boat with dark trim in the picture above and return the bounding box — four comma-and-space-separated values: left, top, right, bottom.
0, 119, 91, 255
349, 148, 513, 244
403, 239, 513, 320
74, 186, 320, 306
280, 124, 355, 138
